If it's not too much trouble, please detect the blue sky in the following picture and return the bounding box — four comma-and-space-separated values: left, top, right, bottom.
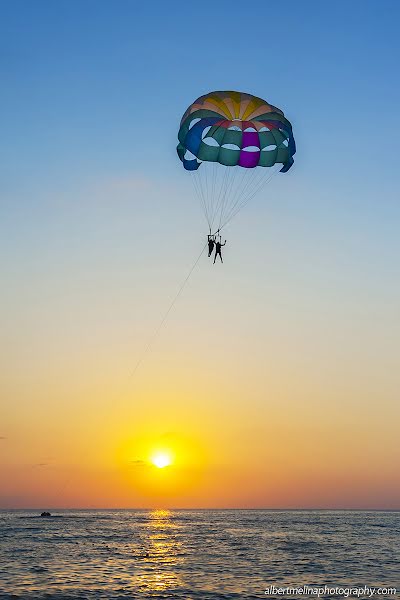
2, 0, 399, 297
2, 0, 399, 187
1, 1, 400, 508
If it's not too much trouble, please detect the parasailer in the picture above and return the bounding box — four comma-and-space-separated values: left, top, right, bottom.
207, 233, 215, 257
129, 91, 294, 376
177, 90, 295, 261
213, 237, 226, 264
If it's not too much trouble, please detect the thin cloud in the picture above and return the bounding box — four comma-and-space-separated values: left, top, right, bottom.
129, 459, 148, 468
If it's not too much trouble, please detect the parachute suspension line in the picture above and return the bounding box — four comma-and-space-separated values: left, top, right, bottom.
198, 167, 211, 227
191, 171, 204, 221
205, 163, 214, 227
221, 165, 280, 229
192, 160, 280, 233
215, 167, 231, 231
232, 166, 255, 206
207, 162, 216, 228
204, 160, 211, 224
210, 165, 229, 231
218, 166, 249, 230
191, 171, 203, 220
236, 164, 281, 215
216, 168, 232, 231
211, 161, 217, 221
222, 167, 278, 228
192, 169, 211, 229
224, 167, 265, 224
129, 242, 207, 379
221, 166, 259, 228
217, 164, 239, 230
220, 165, 261, 229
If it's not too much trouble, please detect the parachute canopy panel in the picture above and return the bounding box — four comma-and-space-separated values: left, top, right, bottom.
177, 91, 296, 172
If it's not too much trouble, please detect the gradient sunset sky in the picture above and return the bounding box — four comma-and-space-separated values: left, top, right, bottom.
1, 0, 399, 509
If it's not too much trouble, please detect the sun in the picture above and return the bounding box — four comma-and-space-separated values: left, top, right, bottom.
151, 452, 172, 469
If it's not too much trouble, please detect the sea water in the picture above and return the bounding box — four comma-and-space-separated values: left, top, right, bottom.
0, 510, 399, 599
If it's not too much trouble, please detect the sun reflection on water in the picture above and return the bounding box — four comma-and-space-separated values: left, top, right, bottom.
135, 509, 185, 594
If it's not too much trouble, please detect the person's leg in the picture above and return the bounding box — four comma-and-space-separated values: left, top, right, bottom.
213, 252, 217, 264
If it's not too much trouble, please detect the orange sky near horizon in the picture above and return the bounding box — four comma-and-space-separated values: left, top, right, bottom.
2, 245, 400, 510
2, 176, 400, 510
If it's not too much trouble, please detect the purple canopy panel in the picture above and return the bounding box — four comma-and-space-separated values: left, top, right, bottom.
239, 150, 260, 168
239, 131, 260, 167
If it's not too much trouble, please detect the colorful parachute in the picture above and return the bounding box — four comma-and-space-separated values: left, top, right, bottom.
177, 91, 295, 231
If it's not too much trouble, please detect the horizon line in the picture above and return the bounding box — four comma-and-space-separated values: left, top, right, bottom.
2, 507, 399, 512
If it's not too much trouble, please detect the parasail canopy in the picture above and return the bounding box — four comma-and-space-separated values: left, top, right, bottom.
177, 91, 296, 231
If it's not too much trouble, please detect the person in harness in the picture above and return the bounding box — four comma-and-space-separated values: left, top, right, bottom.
207, 233, 215, 257
213, 236, 226, 264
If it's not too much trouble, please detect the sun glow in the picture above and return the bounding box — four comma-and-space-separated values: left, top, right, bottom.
151, 452, 172, 469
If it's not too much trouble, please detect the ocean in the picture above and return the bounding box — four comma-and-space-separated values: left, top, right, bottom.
0, 510, 399, 599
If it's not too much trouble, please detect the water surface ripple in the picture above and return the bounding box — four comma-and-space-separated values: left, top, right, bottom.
0, 510, 398, 599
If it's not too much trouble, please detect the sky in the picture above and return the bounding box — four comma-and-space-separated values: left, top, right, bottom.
1, 0, 399, 509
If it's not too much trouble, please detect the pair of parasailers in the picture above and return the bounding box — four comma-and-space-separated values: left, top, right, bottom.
208, 231, 226, 263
